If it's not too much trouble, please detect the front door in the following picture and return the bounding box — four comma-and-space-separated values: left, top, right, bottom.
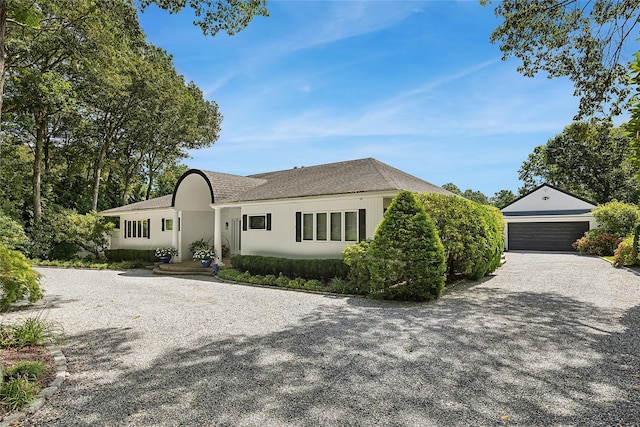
231, 218, 242, 255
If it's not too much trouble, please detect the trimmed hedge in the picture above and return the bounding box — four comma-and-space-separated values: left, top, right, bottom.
415, 193, 504, 280
104, 249, 157, 263
230, 255, 349, 282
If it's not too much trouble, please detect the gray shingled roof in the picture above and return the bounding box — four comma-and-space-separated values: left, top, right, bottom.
100, 158, 451, 214
200, 171, 266, 203
100, 194, 173, 215
223, 158, 451, 202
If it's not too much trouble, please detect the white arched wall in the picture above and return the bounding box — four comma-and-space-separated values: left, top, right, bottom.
173, 172, 215, 261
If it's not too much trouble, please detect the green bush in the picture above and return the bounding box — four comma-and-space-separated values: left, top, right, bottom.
613, 237, 638, 267
26, 208, 114, 260
5, 361, 46, 381
0, 214, 28, 250
415, 193, 504, 280
217, 269, 240, 281
303, 279, 324, 291
0, 377, 40, 412
572, 230, 623, 256
342, 240, 371, 294
328, 277, 364, 295
0, 245, 43, 311
592, 201, 640, 237
104, 249, 157, 263
230, 255, 348, 282
368, 191, 446, 301
274, 274, 291, 288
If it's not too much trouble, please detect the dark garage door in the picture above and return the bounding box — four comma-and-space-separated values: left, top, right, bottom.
508, 222, 590, 251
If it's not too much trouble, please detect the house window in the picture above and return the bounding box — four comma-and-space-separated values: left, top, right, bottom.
243, 214, 272, 231
344, 211, 357, 241
162, 219, 173, 231
316, 213, 327, 240
249, 215, 266, 229
330, 212, 342, 241
303, 213, 314, 240
124, 219, 150, 239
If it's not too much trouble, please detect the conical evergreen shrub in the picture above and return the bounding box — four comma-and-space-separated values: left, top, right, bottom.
368, 191, 445, 301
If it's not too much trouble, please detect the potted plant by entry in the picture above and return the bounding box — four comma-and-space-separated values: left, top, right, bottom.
192, 248, 217, 268
155, 247, 178, 263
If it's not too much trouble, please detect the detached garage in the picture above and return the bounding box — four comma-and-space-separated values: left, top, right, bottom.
502, 184, 597, 252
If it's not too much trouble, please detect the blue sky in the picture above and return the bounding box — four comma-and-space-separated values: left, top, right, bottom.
137, 0, 596, 197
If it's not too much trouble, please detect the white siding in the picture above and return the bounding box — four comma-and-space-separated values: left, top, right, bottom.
239, 193, 391, 259
179, 211, 214, 259
111, 210, 174, 250
174, 173, 212, 211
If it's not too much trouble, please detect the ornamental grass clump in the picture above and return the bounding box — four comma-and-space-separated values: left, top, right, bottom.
368, 191, 446, 301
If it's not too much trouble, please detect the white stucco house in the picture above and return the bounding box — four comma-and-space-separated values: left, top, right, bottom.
99, 158, 451, 262
501, 183, 597, 251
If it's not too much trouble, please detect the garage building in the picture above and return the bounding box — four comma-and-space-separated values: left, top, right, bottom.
502, 184, 597, 251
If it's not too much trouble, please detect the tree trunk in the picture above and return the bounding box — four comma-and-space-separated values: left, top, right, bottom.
0, 1, 7, 128
91, 138, 110, 211
33, 112, 47, 222
0, 2, 7, 167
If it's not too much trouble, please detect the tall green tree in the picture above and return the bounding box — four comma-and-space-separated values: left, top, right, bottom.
490, 189, 517, 209
481, 0, 639, 119
368, 191, 445, 301
519, 120, 639, 203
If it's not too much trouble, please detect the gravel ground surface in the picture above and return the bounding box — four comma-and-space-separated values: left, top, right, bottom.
4, 252, 640, 426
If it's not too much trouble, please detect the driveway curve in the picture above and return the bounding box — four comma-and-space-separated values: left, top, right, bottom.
7, 252, 640, 426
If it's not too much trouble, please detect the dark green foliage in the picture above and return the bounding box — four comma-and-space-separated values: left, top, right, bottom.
416, 193, 504, 280
368, 191, 445, 301
230, 255, 348, 282
25, 209, 115, 260
104, 249, 157, 263
518, 121, 639, 204
0, 245, 43, 311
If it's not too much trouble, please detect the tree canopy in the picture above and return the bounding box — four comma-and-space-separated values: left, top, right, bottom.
518, 120, 639, 203
0, 0, 222, 227
481, 0, 639, 119
141, 0, 268, 36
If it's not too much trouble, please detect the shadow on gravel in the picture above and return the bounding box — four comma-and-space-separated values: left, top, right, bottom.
37, 290, 639, 426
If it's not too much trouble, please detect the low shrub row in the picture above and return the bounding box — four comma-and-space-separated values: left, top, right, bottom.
217, 269, 364, 295
104, 249, 157, 263
230, 255, 349, 282
31, 259, 147, 270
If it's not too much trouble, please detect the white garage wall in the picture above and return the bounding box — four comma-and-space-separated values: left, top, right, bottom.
502, 185, 595, 213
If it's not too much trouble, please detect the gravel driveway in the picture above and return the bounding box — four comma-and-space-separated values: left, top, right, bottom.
7, 252, 640, 426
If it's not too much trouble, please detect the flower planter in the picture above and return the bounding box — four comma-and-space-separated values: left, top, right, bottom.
200, 259, 212, 268
160, 255, 172, 264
